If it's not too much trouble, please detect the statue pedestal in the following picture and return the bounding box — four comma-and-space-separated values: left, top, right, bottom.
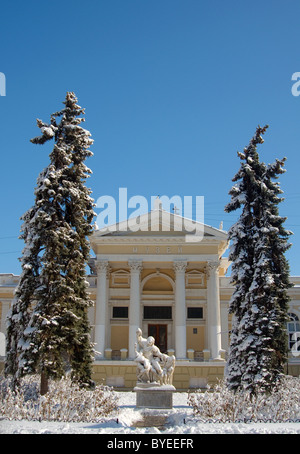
134, 383, 176, 409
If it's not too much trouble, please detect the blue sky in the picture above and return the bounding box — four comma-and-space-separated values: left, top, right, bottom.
0, 0, 300, 276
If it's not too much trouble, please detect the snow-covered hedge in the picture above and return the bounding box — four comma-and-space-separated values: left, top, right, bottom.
0, 375, 119, 422
188, 376, 300, 422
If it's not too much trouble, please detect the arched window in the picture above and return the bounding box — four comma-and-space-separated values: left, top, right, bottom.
287, 313, 300, 353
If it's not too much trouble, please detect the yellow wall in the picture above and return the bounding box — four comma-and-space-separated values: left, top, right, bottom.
0, 293, 13, 299
186, 326, 205, 351
91, 362, 227, 390
111, 325, 129, 350
143, 276, 173, 291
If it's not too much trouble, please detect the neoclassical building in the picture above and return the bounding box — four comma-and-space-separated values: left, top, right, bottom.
1, 203, 300, 389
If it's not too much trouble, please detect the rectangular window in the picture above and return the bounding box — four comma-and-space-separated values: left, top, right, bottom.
143, 306, 172, 320
187, 307, 203, 319
112, 307, 128, 318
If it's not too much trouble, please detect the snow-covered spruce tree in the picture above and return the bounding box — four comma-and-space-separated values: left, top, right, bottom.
5, 206, 42, 389
5, 93, 95, 393
225, 125, 292, 394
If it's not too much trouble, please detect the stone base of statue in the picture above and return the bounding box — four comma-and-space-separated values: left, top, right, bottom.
133, 328, 176, 409
134, 382, 176, 409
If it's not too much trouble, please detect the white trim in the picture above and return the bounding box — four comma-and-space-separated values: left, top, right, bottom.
111, 269, 130, 287
92, 236, 227, 244
96, 254, 220, 262
186, 270, 205, 287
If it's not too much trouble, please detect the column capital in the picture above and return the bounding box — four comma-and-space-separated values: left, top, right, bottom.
96, 260, 110, 275
206, 260, 220, 277
128, 259, 143, 273
173, 260, 187, 273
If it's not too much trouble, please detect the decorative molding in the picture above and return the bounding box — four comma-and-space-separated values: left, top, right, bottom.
173, 260, 188, 273
111, 269, 130, 287
91, 236, 225, 244
94, 254, 219, 263
141, 271, 175, 292
96, 260, 110, 276
128, 260, 143, 273
185, 270, 205, 287
206, 261, 220, 278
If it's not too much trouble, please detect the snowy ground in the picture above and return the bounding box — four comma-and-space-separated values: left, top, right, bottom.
1, 391, 300, 435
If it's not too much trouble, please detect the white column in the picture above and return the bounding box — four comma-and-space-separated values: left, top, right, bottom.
206, 261, 223, 360
173, 260, 187, 359
221, 302, 229, 353
0, 301, 10, 335
128, 260, 143, 358
94, 260, 109, 358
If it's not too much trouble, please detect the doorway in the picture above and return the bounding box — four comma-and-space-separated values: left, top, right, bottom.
148, 324, 168, 353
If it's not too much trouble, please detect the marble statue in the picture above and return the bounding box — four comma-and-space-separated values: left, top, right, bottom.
134, 328, 175, 386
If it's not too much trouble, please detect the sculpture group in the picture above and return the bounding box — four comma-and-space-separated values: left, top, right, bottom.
134, 328, 175, 386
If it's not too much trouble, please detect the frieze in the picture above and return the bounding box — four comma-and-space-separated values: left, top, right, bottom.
132, 246, 183, 254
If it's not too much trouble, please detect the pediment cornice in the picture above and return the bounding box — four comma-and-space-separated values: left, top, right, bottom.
90, 235, 227, 245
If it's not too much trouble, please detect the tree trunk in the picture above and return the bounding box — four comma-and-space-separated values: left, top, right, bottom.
40, 371, 49, 395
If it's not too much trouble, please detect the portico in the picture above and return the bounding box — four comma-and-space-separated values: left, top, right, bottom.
89, 203, 229, 365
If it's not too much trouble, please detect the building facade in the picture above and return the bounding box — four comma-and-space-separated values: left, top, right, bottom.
1, 204, 300, 389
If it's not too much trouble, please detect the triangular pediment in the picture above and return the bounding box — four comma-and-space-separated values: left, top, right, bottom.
91, 207, 227, 242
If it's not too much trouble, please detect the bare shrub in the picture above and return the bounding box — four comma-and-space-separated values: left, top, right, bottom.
0, 375, 119, 422
188, 375, 300, 422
